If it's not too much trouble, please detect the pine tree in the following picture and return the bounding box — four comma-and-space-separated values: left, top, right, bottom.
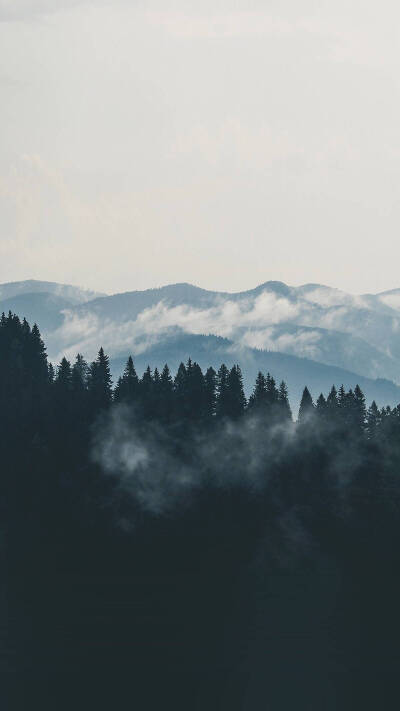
338, 384, 347, 409
226, 365, 246, 419
248, 372, 267, 411
30, 323, 49, 385
216, 364, 230, 418
298, 386, 314, 423
265, 373, 279, 407
174, 362, 188, 420
367, 400, 380, 438
140, 366, 154, 419
186, 361, 207, 420
114, 356, 139, 404
204, 367, 217, 418
354, 384, 367, 433
87, 347, 113, 411
71, 354, 88, 393
327, 385, 338, 410
277, 380, 292, 422
159, 364, 174, 423
316, 393, 327, 413
55, 357, 72, 391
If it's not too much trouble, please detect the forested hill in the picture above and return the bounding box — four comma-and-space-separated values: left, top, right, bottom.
4, 312, 400, 710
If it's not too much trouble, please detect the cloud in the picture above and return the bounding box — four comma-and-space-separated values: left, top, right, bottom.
379, 293, 400, 312
92, 403, 295, 517
242, 327, 322, 360
48, 290, 301, 361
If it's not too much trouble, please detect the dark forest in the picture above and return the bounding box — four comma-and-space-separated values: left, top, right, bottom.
3, 311, 400, 710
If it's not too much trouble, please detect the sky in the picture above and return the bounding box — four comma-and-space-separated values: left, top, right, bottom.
1, 0, 400, 295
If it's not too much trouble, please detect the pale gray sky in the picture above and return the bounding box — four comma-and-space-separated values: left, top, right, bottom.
1, 0, 400, 294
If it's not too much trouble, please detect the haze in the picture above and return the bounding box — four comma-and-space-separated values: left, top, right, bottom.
1, 0, 400, 294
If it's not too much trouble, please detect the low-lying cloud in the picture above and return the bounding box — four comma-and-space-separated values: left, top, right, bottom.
49, 291, 302, 361
92, 404, 296, 517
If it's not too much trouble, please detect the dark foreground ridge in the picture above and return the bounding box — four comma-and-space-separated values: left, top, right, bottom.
2, 312, 400, 710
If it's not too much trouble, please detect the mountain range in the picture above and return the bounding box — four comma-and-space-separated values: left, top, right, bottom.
3, 278, 400, 412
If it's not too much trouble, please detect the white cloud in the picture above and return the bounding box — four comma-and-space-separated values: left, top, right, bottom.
242, 327, 322, 360
49, 290, 301, 361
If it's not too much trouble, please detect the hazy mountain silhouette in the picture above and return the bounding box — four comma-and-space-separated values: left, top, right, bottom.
3, 279, 400, 411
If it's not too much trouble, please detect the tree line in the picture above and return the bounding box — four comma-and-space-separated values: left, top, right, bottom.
1, 311, 397, 439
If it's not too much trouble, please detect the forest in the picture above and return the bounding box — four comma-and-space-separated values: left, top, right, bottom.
3, 311, 400, 710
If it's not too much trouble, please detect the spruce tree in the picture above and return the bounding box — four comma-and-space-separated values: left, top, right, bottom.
248, 372, 267, 411
186, 361, 207, 420
265, 373, 279, 407
316, 393, 327, 412
216, 364, 230, 418
140, 366, 154, 419
327, 385, 338, 410
298, 386, 314, 423
114, 356, 139, 404
159, 364, 174, 423
277, 380, 292, 422
71, 354, 88, 393
56, 357, 72, 391
204, 366, 217, 419
226, 365, 246, 419
87, 347, 113, 411
367, 400, 380, 438
174, 362, 188, 420
354, 384, 367, 433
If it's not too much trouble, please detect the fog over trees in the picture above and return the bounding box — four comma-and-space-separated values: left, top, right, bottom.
3, 312, 400, 709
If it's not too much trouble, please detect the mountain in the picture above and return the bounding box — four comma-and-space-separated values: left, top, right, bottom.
3, 278, 400, 411
0, 279, 104, 304
44, 279, 400, 382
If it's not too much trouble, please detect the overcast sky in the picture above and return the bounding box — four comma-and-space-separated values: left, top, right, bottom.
1, 0, 400, 294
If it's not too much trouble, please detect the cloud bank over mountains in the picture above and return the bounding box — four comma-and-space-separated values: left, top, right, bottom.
2, 278, 400, 386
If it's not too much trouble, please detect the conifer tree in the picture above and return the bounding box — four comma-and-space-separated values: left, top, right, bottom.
174, 362, 188, 420
216, 364, 230, 418
316, 393, 327, 413
327, 385, 338, 410
248, 372, 267, 411
204, 366, 217, 418
140, 365, 154, 418
186, 361, 207, 420
367, 400, 380, 438
354, 384, 367, 432
114, 356, 139, 404
338, 384, 347, 409
159, 364, 174, 423
277, 380, 292, 422
226, 365, 246, 419
265, 373, 279, 407
87, 347, 113, 411
298, 386, 314, 423
30, 323, 49, 384
56, 357, 72, 391
71, 354, 88, 393
48, 363, 55, 384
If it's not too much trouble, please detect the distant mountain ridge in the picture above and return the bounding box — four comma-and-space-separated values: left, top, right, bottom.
3, 278, 400, 411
